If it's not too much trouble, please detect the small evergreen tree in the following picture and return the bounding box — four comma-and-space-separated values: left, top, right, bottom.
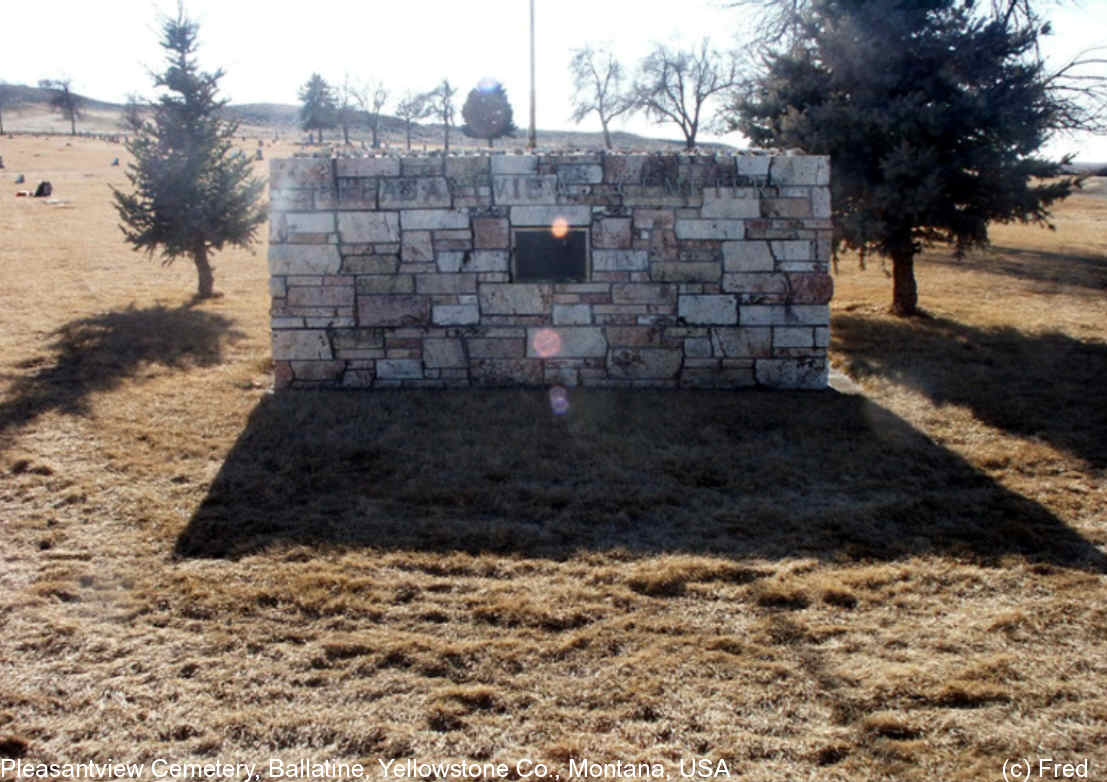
461, 81, 517, 147
736, 0, 1078, 315
298, 73, 337, 144
112, 5, 266, 300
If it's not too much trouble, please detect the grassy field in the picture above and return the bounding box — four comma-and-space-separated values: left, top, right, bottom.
1, 135, 1105, 781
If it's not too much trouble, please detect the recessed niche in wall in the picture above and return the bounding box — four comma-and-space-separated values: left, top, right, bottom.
513, 227, 589, 282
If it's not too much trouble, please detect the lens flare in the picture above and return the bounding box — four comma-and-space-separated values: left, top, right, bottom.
477, 77, 501, 93
549, 386, 570, 416
533, 328, 562, 358
550, 217, 569, 239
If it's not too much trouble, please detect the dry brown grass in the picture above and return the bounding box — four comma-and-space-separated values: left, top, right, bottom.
1, 135, 1105, 780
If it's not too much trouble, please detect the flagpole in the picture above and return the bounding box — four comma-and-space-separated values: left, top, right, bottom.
528, 0, 537, 150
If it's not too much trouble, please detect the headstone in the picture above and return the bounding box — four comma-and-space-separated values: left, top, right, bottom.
255, 149, 263, 161
33, 181, 53, 198
111, 157, 120, 166
0, 156, 4, 169
15, 174, 25, 184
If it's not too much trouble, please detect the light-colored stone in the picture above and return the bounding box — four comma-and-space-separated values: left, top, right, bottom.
510, 205, 592, 226
336, 157, 400, 177
272, 330, 332, 360
273, 211, 335, 240
557, 164, 604, 184
722, 273, 789, 296
356, 274, 414, 294
736, 155, 771, 178
377, 359, 425, 379
701, 188, 760, 219
774, 327, 815, 348
338, 212, 400, 243
402, 231, 434, 263
287, 286, 355, 307
652, 262, 719, 282
675, 219, 746, 240
770, 155, 830, 186
433, 304, 480, 325
380, 177, 451, 208
593, 217, 632, 248
492, 175, 558, 205
812, 188, 831, 219
685, 337, 712, 358
678, 295, 738, 325
479, 284, 551, 314
423, 339, 467, 368
436, 251, 465, 272
771, 240, 813, 261
612, 283, 675, 304
358, 295, 429, 326
269, 277, 287, 298
593, 250, 649, 272
416, 273, 477, 294
269, 244, 342, 275
526, 327, 607, 358
473, 217, 509, 248
492, 155, 537, 175
723, 241, 775, 272
402, 208, 471, 231
463, 250, 509, 273
553, 304, 592, 325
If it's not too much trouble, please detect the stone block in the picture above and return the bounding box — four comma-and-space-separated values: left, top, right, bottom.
269, 277, 287, 298
423, 338, 466, 368
492, 175, 558, 204
479, 284, 552, 314
510, 205, 592, 226
606, 327, 661, 347
685, 337, 713, 358
446, 156, 490, 178
812, 188, 831, 219
433, 304, 480, 325
271, 211, 335, 243
633, 209, 676, 230
338, 212, 400, 243
770, 240, 814, 261
612, 283, 675, 304
473, 217, 509, 248
526, 327, 607, 358
358, 295, 430, 326
377, 359, 425, 379
337, 157, 400, 177
607, 348, 682, 379
356, 274, 414, 294
467, 338, 526, 359
269, 244, 342, 275
416, 273, 477, 294
594, 250, 649, 272
290, 361, 345, 382
674, 220, 746, 240
736, 155, 771, 179
437, 251, 466, 272
774, 327, 815, 348
492, 155, 537, 175
712, 327, 772, 358
723, 241, 774, 272
272, 330, 333, 360
331, 328, 385, 351
287, 285, 355, 308
604, 155, 648, 184
464, 250, 510, 273
770, 155, 830, 186
761, 198, 812, 219
740, 304, 830, 326
342, 255, 400, 275
722, 273, 789, 297
788, 272, 834, 304
380, 177, 451, 208
402, 209, 471, 231
270, 158, 332, 189
402, 231, 434, 263
558, 164, 604, 184
400, 158, 444, 176
593, 217, 632, 248
678, 295, 738, 325
701, 188, 761, 219
755, 358, 828, 389
553, 304, 592, 325
652, 262, 719, 282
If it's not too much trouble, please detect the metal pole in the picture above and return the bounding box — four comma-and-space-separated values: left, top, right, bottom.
528, 0, 537, 149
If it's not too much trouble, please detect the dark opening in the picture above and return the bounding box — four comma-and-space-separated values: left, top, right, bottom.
513, 228, 589, 282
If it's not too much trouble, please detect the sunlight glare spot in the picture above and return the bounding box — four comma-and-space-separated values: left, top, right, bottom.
533, 328, 562, 359
549, 386, 570, 416
550, 217, 569, 239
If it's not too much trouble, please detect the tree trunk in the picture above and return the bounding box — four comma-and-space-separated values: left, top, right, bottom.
890, 244, 918, 316
372, 121, 379, 149
488, 137, 493, 148
602, 122, 612, 150
194, 243, 215, 299
70, 113, 77, 136
444, 124, 450, 153
342, 123, 349, 145
405, 122, 411, 151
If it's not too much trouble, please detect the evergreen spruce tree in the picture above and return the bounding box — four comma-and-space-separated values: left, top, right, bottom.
461, 81, 517, 147
298, 74, 338, 144
112, 6, 265, 300
736, 0, 1078, 315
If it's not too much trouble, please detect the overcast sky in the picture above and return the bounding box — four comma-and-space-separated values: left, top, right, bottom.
6, 0, 1106, 160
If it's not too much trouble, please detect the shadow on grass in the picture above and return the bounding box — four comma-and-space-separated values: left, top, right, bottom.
833, 312, 1107, 469
927, 246, 1107, 291
0, 304, 243, 443
176, 389, 1106, 571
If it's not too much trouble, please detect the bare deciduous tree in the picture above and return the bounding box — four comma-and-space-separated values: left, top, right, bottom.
569, 45, 633, 150
630, 40, 742, 150
395, 91, 427, 151
424, 79, 457, 152
354, 80, 389, 148
39, 78, 84, 135
336, 74, 357, 146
